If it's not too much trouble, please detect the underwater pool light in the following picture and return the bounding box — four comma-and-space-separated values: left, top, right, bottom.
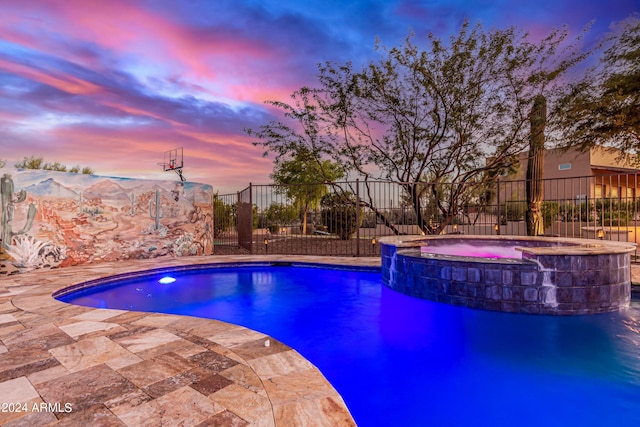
158, 276, 176, 284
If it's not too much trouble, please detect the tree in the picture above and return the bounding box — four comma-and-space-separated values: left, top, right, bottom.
248, 84, 405, 235
14, 155, 94, 174
68, 165, 95, 174
553, 17, 639, 158
271, 149, 343, 234
250, 22, 589, 234
15, 156, 44, 170
265, 203, 298, 233
43, 162, 67, 172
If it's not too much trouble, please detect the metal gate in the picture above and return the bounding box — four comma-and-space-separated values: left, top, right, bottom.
237, 184, 253, 252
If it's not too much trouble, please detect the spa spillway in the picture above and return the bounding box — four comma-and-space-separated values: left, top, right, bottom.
379, 235, 636, 315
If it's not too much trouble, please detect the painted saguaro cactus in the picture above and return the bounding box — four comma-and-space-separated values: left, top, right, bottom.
526, 95, 547, 236
129, 193, 137, 215
149, 189, 165, 230
1, 173, 37, 250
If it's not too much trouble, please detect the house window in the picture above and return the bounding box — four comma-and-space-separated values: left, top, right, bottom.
611, 187, 619, 198
595, 185, 603, 198
558, 163, 572, 170
627, 188, 635, 199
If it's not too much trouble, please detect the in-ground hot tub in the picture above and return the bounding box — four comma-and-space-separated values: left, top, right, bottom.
379, 235, 635, 315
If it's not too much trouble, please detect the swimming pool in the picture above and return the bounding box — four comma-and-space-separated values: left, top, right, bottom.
56, 263, 640, 427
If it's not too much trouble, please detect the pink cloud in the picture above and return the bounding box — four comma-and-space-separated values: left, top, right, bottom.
0, 109, 28, 121
0, 58, 104, 95
0, 1, 291, 102
101, 101, 184, 127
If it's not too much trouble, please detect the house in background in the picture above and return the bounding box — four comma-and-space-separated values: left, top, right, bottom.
485, 146, 640, 245
504, 146, 640, 202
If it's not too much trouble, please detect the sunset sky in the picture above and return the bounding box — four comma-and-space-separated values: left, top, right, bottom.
0, 0, 638, 192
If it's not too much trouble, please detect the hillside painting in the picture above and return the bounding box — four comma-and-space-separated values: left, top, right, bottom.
0, 168, 213, 274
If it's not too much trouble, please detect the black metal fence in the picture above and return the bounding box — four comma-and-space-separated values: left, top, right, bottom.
213, 174, 640, 258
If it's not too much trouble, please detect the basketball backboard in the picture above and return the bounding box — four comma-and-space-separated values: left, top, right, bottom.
160, 147, 185, 181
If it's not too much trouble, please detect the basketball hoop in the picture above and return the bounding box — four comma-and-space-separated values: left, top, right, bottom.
159, 147, 185, 181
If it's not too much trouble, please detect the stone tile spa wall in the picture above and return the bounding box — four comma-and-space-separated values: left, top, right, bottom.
379, 236, 635, 315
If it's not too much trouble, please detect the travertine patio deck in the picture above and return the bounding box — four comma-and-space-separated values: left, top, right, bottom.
0, 255, 379, 426
1, 255, 638, 426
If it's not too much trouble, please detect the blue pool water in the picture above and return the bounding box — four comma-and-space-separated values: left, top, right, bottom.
57, 264, 640, 427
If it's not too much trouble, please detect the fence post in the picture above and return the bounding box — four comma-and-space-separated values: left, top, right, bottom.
249, 182, 253, 254
496, 178, 501, 235
211, 192, 215, 255
236, 190, 241, 249
356, 179, 360, 257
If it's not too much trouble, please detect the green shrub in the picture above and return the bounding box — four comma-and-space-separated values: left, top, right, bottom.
541, 201, 559, 227
213, 197, 232, 237
499, 201, 525, 223
321, 192, 359, 240
268, 224, 281, 234
266, 203, 298, 226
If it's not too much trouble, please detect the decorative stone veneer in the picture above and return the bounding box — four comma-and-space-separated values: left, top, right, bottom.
380, 235, 635, 315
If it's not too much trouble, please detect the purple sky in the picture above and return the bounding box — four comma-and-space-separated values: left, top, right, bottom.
0, 0, 637, 192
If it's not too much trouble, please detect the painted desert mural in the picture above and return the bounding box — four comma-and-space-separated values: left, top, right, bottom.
0, 168, 213, 275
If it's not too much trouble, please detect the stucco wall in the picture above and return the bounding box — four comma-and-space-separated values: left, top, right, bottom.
0, 168, 213, 274
515, 147, 635, 180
